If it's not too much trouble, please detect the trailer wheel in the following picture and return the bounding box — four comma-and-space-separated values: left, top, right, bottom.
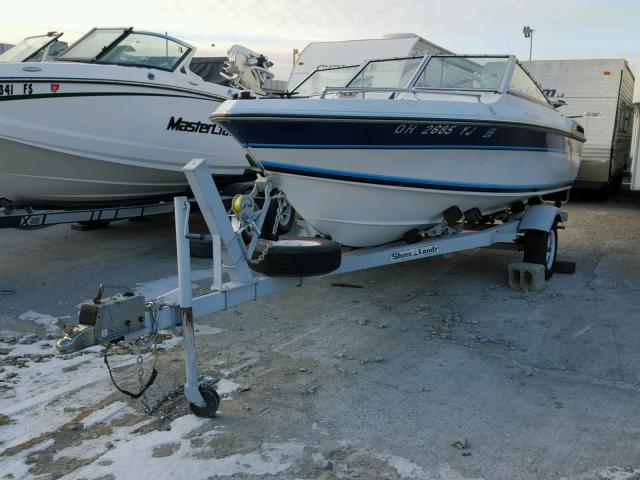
250, 237, 341, 276
263, 197, 296, 234
188, 385, 220, 418
523, 221, 558, 280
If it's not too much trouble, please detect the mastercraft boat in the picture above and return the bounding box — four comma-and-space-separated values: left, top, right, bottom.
212, 54, 585, 247
0, 27, 270, 208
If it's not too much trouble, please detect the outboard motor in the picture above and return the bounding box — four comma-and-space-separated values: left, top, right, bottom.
222, 45, 275, 96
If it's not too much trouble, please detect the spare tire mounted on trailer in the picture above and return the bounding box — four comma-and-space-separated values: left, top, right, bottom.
249, 237, 342, 277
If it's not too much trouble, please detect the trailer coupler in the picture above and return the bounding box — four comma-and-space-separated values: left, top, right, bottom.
56, 289, 149, 353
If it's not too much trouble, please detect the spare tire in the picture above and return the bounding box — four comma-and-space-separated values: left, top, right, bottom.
250, 237, 341, 277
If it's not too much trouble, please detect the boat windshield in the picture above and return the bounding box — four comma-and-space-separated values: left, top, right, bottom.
0, 33, 66, 63
293, 65, 359, 96
347, 57, 423, 89
413, 56, 510, 91
57, 28, 126, 62
57, 28, 191, 71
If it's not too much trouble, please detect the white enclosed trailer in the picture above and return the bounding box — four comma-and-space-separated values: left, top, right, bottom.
524, 59, 635, 190
288, 33, 451, 91
631, 50, 640, 191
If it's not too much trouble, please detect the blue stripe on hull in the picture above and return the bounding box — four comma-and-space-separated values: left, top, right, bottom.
248, 143, 566, 153
260, 161, 574, 194
217, 117, 571, 152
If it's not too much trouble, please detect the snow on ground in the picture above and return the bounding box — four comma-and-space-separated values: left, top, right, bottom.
215, 379, 241, 396
81, 401, 136, 428
63, 415, 305, 480
0, 340, 130, 451
560, 467, 640, 480
17, 311, 67, 334
0, 439, 54, 480
374, 452, 429, 479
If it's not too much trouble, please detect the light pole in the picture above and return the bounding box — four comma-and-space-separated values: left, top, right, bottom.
522, 26, 534, 61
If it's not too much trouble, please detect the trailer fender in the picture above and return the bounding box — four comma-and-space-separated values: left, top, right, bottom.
518, 204, 561, 232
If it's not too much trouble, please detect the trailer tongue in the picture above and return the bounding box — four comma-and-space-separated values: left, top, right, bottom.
57, 158, 567, 417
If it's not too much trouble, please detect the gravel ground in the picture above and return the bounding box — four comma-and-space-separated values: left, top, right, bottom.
1, 189, 639, 480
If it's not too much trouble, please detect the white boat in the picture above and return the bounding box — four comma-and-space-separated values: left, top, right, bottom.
212, 54, 586, 247
0, 28, 268, 208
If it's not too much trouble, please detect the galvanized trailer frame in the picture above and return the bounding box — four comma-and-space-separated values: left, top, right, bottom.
60, 158, 564, 414
0, 201, 176, 229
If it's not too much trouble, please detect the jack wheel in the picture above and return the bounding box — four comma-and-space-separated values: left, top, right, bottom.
188, 385, 220, 418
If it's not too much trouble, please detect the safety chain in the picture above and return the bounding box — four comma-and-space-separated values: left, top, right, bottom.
247, 195, 285, 265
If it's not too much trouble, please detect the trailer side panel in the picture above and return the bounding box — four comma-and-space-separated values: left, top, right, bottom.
524, 59, 635, 188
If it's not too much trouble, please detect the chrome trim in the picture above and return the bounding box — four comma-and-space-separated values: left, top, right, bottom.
321, 86, 491, 99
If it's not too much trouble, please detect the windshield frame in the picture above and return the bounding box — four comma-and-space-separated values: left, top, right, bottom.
345, 56, 429, 90
337, 54, 517, 95
0, 31, 64, 63
56, 27, 131, 63
291, 64, 360, 96
410, 54, 515, 93
55, 28, 193, 72
507, 60, 552, 107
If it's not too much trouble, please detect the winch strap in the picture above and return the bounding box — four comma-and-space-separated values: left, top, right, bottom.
103, 345, 158, 400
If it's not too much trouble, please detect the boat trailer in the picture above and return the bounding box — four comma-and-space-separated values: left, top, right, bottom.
57, 158, 567, 417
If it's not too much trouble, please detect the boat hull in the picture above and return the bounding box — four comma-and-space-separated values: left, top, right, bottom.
213, 97, 584, 247
0, 136, 210, 207
251, 146, 580, 246
0, 68, 248, 207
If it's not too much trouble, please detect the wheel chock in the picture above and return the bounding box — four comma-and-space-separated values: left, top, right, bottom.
508, 262, 546, 290
553, 260, 576, 274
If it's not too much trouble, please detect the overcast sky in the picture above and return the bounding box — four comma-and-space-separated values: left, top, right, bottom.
2, 0, 638, 78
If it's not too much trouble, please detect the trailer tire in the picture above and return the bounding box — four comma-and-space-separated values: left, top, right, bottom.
523, 221, 558, 280
263, 196, 296, 234
249, 237, 341, 276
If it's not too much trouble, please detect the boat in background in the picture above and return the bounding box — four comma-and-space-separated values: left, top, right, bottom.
0, 28, 273, 208
213, 54, 585, 247
0, 31, 68, 63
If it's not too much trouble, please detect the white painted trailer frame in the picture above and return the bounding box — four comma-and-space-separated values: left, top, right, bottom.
86, 158, 562, 414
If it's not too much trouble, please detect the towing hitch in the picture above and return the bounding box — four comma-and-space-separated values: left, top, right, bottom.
56, 287, 146, 353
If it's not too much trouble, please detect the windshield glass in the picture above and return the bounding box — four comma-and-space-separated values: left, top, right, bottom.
293, 65, 359, 96
413, 56, 509, 91
347, 57, 422, 89
0, 34, 62, 63
97, 33, 189, 70
57, 29, 190, 71
57, 29, 126, 61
